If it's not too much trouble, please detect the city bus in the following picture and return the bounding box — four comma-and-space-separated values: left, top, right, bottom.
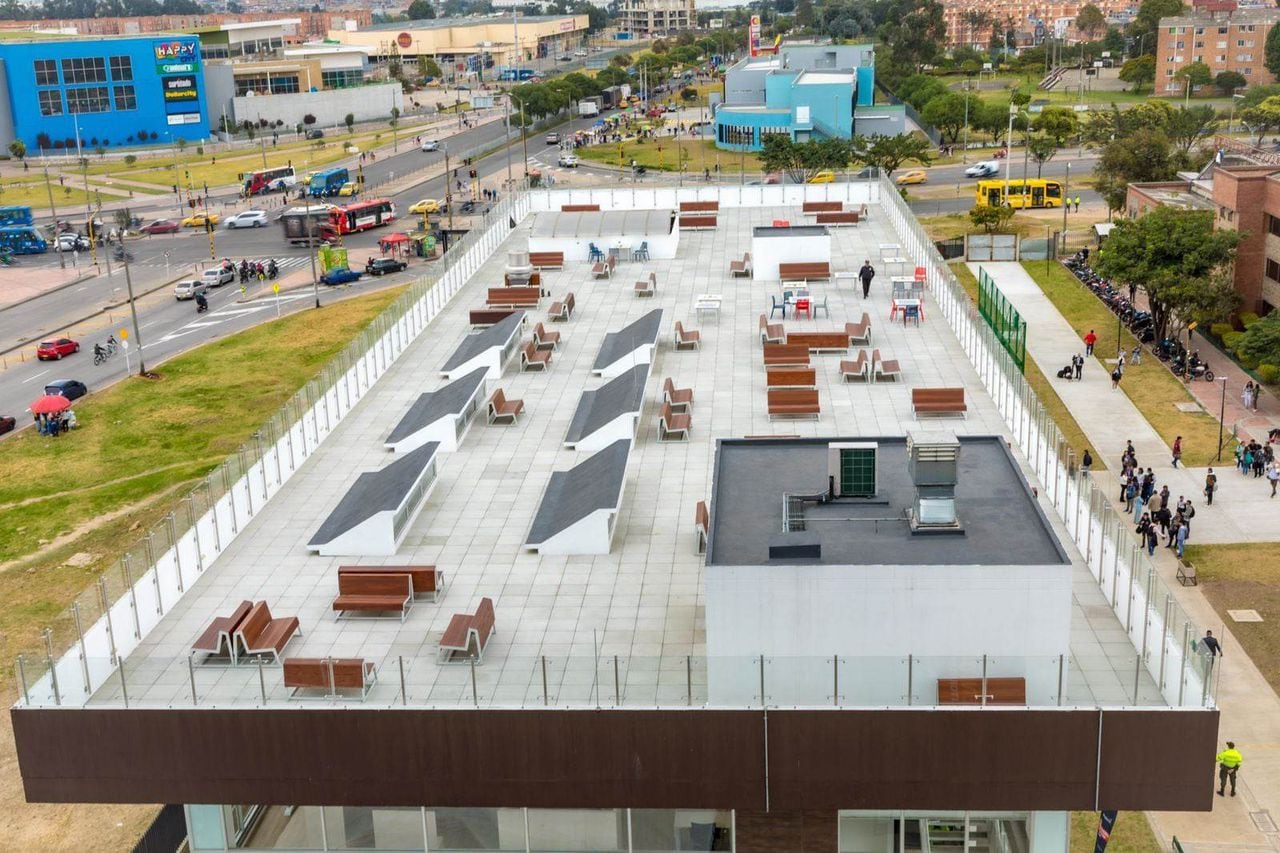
0, 205, 35, 227
0, 225, 48, 254
279, 205, 337, 245
974, 179, 1065, 209
329, 198, 396, 235
241, 166, 296, 197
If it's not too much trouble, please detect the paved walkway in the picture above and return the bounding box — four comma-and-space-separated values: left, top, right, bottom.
978, 262, 1280, 853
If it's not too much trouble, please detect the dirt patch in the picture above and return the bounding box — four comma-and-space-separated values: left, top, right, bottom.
61, 552, 96, 568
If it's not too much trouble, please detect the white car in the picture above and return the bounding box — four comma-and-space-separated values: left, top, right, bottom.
558, 154, 580, 168
574, 48, 588, 56
964, 161, 1001, 178
173, 278, 209, 300
202, 267, 235, 287
224, 210, 268, 229
55, 233, 90, 251
420, 139, 440, 152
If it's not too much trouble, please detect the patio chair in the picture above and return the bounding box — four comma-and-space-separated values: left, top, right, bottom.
770, 294, 786, 319
634, 241, 650, 261
588, 242, 604, 263
812, 293, 829, 318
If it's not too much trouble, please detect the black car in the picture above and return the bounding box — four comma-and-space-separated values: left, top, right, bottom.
458, 200, 488, 215
367, 258, 408, 276
305, 129, 325, 140
45, 379, 88, 401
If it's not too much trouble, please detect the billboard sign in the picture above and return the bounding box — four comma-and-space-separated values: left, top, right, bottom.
749, 14, 761, 56
154, 38, 199, 75
162, 75, 199, 103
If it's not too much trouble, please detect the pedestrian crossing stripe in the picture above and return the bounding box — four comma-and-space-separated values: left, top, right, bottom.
132, 256, 311, 270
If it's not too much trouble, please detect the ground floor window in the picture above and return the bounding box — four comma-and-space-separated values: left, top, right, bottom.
717, 122, 754, 147
322, 69, 364, 89
838, 810, 1062, 853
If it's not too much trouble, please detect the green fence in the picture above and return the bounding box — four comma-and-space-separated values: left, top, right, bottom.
977, 266, 1027, 373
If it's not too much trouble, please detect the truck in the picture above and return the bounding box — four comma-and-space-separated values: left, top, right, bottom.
578, 97, 601, 117
280, 206, 337, 245
601, 86, 624, 109
309, 167, 349, 198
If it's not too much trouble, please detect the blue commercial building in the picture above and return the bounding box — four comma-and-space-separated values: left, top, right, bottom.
0, 34, 210, 154
713, 43, 905, 151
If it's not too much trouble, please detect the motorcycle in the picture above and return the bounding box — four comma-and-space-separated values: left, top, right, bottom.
1171, 352, 1214, 381
195, 294, 209, 314
267, 261, 279, 280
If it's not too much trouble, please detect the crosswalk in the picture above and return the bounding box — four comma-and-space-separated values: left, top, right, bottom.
128, 255, 313, 272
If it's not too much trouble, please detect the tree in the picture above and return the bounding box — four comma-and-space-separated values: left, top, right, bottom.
7, 140, 25, 162
1175, 61, 1213, 98
969, 204, 1015, 233
759, 136, 852, 183
1118, 55, 1155, 93
921, 93, 968, 144
1027, 134, 1058, 177
1076, 4, 1106, 40
345, 113, 355, 134
595, 65, 629, 87
1236, 312, 1280, 367
1030, 106, 1078, 145
1128, 0, 1183, 56
1094, 127, 1174, 211
1094, 207, 1240, 343
896, 74, 949, 111
406, 0, 435, 18
1266, 22, 1280, 80
1215, 70, 1247, 93
851, 133, 934, 177
1165, 105, 1217, 156
303, 114, 317, 126
877, 0, 946, 85
1240, 96, 1280, 144
795, 0, 813, 27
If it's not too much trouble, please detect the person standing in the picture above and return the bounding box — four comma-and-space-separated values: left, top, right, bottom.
1172, 436, 1182, 468
1205, 468, 1218, 505
1084, 329, 1097, 356
1268, 460, 1280, 497
1073, 353, 1083, 380
1081, 448, 1093, 475
858, 260, 875, 299
1117, 349, 1126, 375
1202, 630, 1222, 657
1217, 742, 1243, 797
1176, 517, 1189, 558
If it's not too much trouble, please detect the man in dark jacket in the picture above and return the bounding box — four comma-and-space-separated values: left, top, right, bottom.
858, 260, 876, 298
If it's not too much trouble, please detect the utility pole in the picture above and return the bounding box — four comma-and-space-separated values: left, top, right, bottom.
1062, 162, 1070, 253
504, 94, 514, 188
118, 232, 146, 375
170, 135, 183, 221
519, 100, 529, 178
1003, 103, 1016, 205
304, 193, 320, 309
43, 166, 65, 269
444, 144, 454, 231
962, 78, 970, 164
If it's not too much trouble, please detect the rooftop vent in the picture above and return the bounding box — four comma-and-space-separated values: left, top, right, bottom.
906, 430, 962, 532
505, 251, 533, 278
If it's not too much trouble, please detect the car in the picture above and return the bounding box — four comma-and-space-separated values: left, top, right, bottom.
557, 53, 572, 62
665, 103, 679, 113
321, 267, 363, 286
44, 379, 87, 401
574, 48, 588, 56
807, 170, 835, 184
366, 258, 408, 276
558, 154, 580, 168
202, 266, 235, 287
305, 128, 325, 140
139, 219, 181, 235
173, 278, 209, 300
895, 169, 927, 186
409, 198, 443, 215
458, 200, 487, 215
224, 210, 268, 229
336, 182, 361, 197
545, 132, 561, 145
36, 338, 80, 360
55, 233, 90, 251
0, 415, 14, 436
964, 160, 1001, 178
181, 212, 220, 228
420, 139, 440, 152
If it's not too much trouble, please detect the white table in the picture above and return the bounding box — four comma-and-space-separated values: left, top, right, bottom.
694, 293, 722, 320
608, 241, 634, 262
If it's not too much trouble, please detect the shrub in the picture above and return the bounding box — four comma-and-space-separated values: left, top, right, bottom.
1240, 353, 1260, 369
1223, 331, 1245, 351
1210, 322, 1234, 340
1241, 311, 1261, 328
196, 146, 204, 156
124, 155, 137, 166
1258, 364, 1280, 384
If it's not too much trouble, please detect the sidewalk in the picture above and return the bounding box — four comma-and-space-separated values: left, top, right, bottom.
0, 264, 94, 311
978, 262, 1280, 853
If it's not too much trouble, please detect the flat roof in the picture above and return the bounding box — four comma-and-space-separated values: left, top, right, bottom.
794, 70, 856, 84
360, 14, 579, 32
530, 210, 673, 239
707, 436, 1068, 567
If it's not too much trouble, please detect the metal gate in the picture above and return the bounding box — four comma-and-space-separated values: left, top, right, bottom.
965, 234, 1018, 261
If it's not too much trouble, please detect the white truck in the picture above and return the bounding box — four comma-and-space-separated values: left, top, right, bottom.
578, 98, 601, 117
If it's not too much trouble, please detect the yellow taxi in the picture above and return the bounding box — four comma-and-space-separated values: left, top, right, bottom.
895, 169, 928, 186
409, 198, 443, 215
336, 182, 361, 197
180, 211, 220, 228
807, 170, 835, 184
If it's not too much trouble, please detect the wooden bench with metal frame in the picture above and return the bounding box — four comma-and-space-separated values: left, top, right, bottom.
846, 313, 872, 346
548, 292, 575, 322
936, 677, 1026, 705
730, 252, 752, 278
767, 367, 817, 389
778, 262, 831, 282
658, 402, 691, 440
763, 343, 811, 367
695, 500, 710, 554
233, 601, 301, 666
283, 657, 378, 701
872, 349, 901, 383
759, 314, 784, 345
674, 321, 700, 350
331, 572, 413, 621
767, 388, 820, 419
191, 600, 253, 666
521, 340, 552, 371
486, 286, 541, 309
438, 597, 496, 664
816, 211, 859, 227
338, 565, 443, 602
663, 377, 693, 412
529, 252, 564, 270
911, 387, 966, 418
487, 388, 525, 425
840, 351, 871, 383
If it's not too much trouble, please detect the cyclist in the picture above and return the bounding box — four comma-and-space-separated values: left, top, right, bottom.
93, 342, 106, 362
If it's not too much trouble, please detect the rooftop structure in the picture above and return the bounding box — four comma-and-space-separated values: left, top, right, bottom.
325, 14, 589, 71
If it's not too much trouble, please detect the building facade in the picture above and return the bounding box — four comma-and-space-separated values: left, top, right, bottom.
1156, 3, 1280, 94
0, 10, 372, 40
939, 0, 1136, 49
617, 0, 697, 37
0, 34, 209, 153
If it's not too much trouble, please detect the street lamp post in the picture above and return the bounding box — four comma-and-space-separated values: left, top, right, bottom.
43, 166, 65, 270
304, 192, 320, 309
962, 78, 970, 164
1217, 376, 1228, 461
504, 94, 514, 188
1003, 103, 1016, 205
1061, 162, 1070, 254
1228, 91, 1244, 135
117, 232, 146, 376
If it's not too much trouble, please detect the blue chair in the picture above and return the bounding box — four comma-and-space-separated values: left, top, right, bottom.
588, 242, 604, 262
770, 294, 786, 319
634, 241, 650, 261
904, 305, 921, 326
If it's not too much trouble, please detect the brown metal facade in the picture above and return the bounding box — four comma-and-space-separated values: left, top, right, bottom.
12, 707, 1217, 812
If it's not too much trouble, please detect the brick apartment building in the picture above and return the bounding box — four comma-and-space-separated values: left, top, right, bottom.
1156, 1, 1280, 94
940, 0, 1135, 49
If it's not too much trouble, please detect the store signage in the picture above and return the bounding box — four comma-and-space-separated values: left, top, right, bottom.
166, 113, 201, 125
748, 15, 761, 57
397, 32, 412, 48
559, 20, 573, 31
158, 62, 196, 74
154, 38, 199, 75
163, 75, 199, 102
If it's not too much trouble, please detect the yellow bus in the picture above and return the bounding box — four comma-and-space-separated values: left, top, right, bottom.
974, 179, 1065, 209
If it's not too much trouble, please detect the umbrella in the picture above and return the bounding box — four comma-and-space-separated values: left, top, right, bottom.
30, 395, 70, 414
379, 232, 410, 246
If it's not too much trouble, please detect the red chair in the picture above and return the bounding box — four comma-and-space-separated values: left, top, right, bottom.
793, 298, 811, 319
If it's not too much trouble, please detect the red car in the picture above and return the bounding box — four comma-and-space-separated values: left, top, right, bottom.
36, 338, 80, 360
139, 219, 181, 235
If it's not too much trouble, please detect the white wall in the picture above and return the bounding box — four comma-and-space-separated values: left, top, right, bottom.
752, 231, 831, 281
528, 226, 679, 262
233, 82, 402, 128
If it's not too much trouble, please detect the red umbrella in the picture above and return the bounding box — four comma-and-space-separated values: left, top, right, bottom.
30, 395, 70, 414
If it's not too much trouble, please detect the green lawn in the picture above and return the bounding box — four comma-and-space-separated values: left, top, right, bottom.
578, 137, 759, 174
1184, 542, 1280, 695
1023, 262, 1232, 466
1070, 811, 1161, 853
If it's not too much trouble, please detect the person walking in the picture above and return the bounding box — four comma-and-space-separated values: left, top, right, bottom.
1172, 436, 1183, 468
1081, 448, 1092, 475
1268, 460, 1280, 497
858, 260, 875, 299
1205, 468, 1218, 505
1216, 742, 1243, 797
1084, 329, 1097, 356
1202, 630, 1222, 657
1116, 349, 1126, 375
1110, 365, 1123, 390
1145, 522, 1159, 556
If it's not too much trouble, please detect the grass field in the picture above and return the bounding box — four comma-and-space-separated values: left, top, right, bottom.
1070, 810, 1161, 853
1184, 542, 1280, 694
1023, 262, 1231, 466
951, 262, 1105, 471
579, 137, 762, 174
0, 181, 127, 209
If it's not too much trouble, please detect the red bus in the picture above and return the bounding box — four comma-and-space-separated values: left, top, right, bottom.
330, 198, 396, 235
242, 165, 296, 196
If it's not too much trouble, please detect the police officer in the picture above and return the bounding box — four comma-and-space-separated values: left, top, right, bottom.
1217, 741, 1243, 797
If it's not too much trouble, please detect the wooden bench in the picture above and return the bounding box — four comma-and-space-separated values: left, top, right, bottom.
759, 314, 785, 345
504, 271, 541, 289
663, 377, 693, 411
766, 367, 817, 389
533, 321, 560, 350
635, 271, 656, 297
338, 565, 443, 602
332, 572, 413, 621
679, 200, 720, 212
730, 252, 752, 278
488, 388, 525, 424
438, 597, 495, 663
786, 331, 849, 353
469, 308, 519, 327
191, 600, 253, 665
778, 262, 831, 282
816, 211, 859, 227
846, 313, 872, 346
695, 500, 709, 554
872, 349, 901, 383
763, 343, 810, 367
802, 201, 843, 213
529, 251, 564, 270
680, 214, 717, 230
487, 286, 541, 308
561, 203, 600, 212
658, 402, 691, 440
591, 255, 616, 279
937, 677, 1027, 705
674, 321, 700, 350
767, 388, 820, 419
840, 351, 870, 383
521, 340, 551, 371
233, 601, 301, 665
548, 292, 575, 321
1177, 560, 1198, 586
911, 387, 967, 418
284, 657, 378, 700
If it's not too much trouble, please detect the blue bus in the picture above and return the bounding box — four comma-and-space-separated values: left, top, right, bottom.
498, 68, 536, 82
0, 206, 35, 227
0, 226, 48, 254
309, 167, 349, 197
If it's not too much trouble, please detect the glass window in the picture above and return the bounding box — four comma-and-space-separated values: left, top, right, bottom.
527, 809, 625, 852
269, 75, 300, 94
109, 55, 133, 81
114, 85, 137, 111
322, 806, 426, 850
66, 86, 110, 114
61, 56, 107, 84
426, 808, 525, 851
632, 810, 733, 852
225, 804, 326, 849
188, 805, 226, 851
38, 89, 63, 116
1266, 258, 1280, 282
34, 58, 58, 85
